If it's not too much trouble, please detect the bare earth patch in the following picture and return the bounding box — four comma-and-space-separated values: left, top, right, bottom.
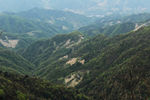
0, 39, 19, 48
134, 23, 145, 32
65, 35, 84, 48
79, 59, 85, 64
66, 58, 85, 66
64, 70, 89, 87
134, 21, 150, 32
65, 73, 83, 87
66, 58, 78, 66
64, 39, 71, 47
59, 55, 68, 60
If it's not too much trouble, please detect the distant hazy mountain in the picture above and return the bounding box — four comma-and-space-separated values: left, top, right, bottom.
0, 8, 94, 51
12, 8, 93, 30
0, 0, 41, 12
0, 0, 150, 16
79, 13, 150, 36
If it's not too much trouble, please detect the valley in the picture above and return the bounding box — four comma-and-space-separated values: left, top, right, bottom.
0, 7, 150, 100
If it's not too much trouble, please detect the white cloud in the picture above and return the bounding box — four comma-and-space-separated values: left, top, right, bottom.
63, 8, 85, 15
141, 8, 147, 11
106, 12, 113, 15
111, 8, 119, 12
123, 7, 132, 11
88, 0, 108, 11
41, 0, 51, 9
115, 0, 121, 5
97, 0, 107, 7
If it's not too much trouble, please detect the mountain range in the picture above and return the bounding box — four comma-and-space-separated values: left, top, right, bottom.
79, 13, 150, 36
0, 8, 150, 100
0, 8, 94, 51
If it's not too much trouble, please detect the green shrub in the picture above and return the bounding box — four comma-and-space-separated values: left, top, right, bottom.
16, 91, 26, 100
0, 89, 5, 99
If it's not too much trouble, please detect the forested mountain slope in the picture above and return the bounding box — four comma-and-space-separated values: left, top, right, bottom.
0, 72, 88, 100
22, 24, 150, 100
0, 48, 34, 75
0, 33, 36, 53
79, 22, 135, 36
76, 26, 150, 99
22, 31, 87, 85
80, 47, 150, 100
23, 31, 84, 66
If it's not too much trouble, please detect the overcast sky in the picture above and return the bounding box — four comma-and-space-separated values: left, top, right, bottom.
0, 0, 149, 15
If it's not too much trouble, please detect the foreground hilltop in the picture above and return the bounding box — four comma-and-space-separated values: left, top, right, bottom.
0, 72, 88, 100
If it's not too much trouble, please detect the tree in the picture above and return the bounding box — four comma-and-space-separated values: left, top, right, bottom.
0, 31, 3, 38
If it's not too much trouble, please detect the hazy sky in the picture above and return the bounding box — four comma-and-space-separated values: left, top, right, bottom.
0, 0, 149, 15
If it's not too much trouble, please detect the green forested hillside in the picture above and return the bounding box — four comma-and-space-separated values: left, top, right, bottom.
79, 22, 135, 36
0, 33, 89, 100
23, 31, 84, 65
79, 47, 150, 100
22, 31, 87, 84
0, 48, 34, 75
0, 72, 88, 100
0, 33, 36, 53
23, 26, 150, 99
76, 26, 150, 99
